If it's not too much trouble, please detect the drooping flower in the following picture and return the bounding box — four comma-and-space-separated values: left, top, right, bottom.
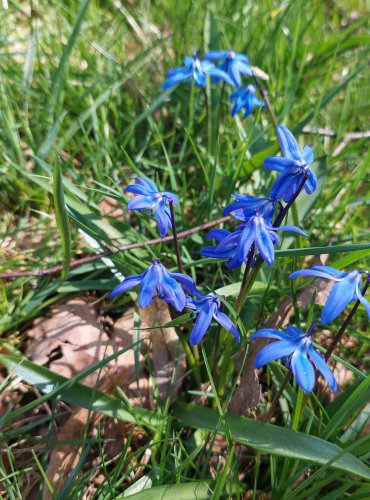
162, 51, 234, 90
228, 85, 265, 118
290, 266, 370, 324
251, 325, 337, 394
204, 50, 253, 87
125, 177, 178, 238
264, 125, 318, 203
110, 259, 201, 311
223, 194, 277, 223
185, 293, 240, 346
210, 211, 307, 268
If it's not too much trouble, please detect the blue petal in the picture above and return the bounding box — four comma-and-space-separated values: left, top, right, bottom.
235, 60, 253, 77
189, 306, 214, 346
283, 175, 301, 203
236, 221, 256, 263
206, 229, 230, 241
183, 57, 193, 67
277, 125, 302, 161
270, 173, 292, 200
311, 266, 344, 277
155, 199, 171, 237
138, 266, 159, 308
285, 326, 305, 338
229, 61, 242, 87
308, 346, 337, 392
216, 229, 243, 251
355, 280, 370, 318
205, 67, 235, 86
162, 71, 190, 89
263, 156, 299, 173
255, 340, 297, 368
125, 184, 151, 195
110, 274, 144, 300
235, 53, 249, 63
289, 269, 342, 281
203, 50, 229, 60
128, 196, 155, 210
136, 177, 158, 192
290, 349, 315, 393
304, 168, 318, 194
160, 272, 186, 311
169, 272, 203, 297
276, 225, 308, 237
251, 329, 294, 341
255, 218, 275, 266
321, 275, 358, 324
213, 311, 240, 342
302, 145, 314, 164
200, 245, 230, 259
167, 66, 191, 77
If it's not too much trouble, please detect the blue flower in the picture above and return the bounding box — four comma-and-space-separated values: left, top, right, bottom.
228, 85, 265, 118
204, 50, 253, 87
110, 258, 200, 311
208, 212, 307, 268
162, 51, 234, 90
185, 293, 240, 346
290, 266, 370, 324
251, 325, 337, 394
223, 194, 277, 223
125, 177, 178, 238
264, 125, 318, 203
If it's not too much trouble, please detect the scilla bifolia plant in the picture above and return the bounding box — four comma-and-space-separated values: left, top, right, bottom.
110, 48, 370, 409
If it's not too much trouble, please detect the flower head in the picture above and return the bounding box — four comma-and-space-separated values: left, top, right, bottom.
162, 51, 234, 90
228, 85, 265, 118
186, 293, 240, 346
290, 266, 370, 324
110, 259, 201, 311
125, 177, 178, 238
251, 325, 337, 394
264, 125, 318, 202
206, 211, 307, 268
204, 50, 253, 87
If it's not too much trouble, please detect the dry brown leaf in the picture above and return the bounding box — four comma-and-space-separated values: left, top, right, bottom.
42, 408, 90, 500
41, 306, 150, 497
139, 298, 186, 404
230, 259, 334, 417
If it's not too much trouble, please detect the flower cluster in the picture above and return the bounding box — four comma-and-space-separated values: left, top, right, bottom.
201, 125, 315, 268
162, 49, 264, 119
112, 177, 241, 346
108, 47, 369, 398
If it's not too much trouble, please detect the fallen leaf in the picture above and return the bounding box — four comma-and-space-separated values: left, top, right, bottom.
139, 298, 186, 405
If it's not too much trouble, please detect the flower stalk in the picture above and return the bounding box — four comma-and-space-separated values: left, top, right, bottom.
169, 199, 184, 274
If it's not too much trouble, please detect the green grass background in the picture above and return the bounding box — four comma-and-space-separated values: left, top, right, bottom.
0, 0, 369, 498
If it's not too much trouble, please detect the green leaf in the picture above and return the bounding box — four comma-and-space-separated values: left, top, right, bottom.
173, 402, 370, 480
119, 482, 211, 499
47, 0, 91, 117
0, 354, 157, 430
276, 242, 370, 258
53, 163, 71, 280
